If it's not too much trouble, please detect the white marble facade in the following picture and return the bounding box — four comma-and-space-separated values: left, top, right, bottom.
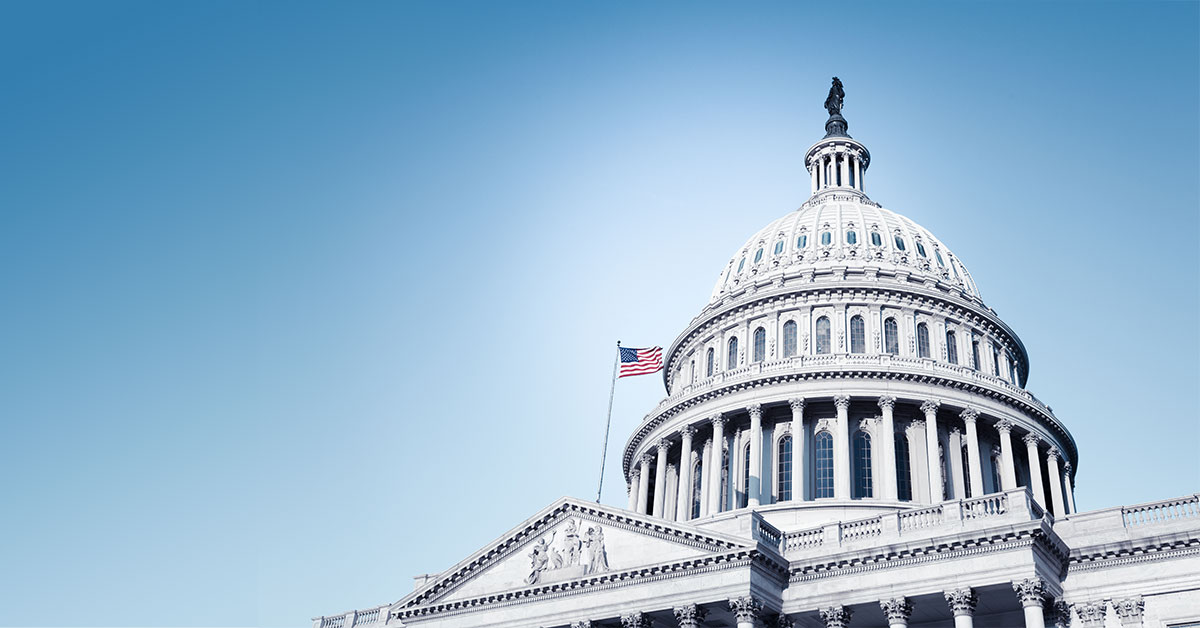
312, 95, 1200, 628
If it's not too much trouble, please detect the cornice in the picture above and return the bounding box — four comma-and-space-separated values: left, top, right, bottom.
623, 367, 1075, 479
1068, 535, 1200, 572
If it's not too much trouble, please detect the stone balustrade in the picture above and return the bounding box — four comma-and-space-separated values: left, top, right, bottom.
1121, 494, 1200, 527
778, 488, 1043, 557
312, 604, 389, 628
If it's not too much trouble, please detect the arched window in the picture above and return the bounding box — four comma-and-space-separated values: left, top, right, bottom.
814, 431, 834, 498
706, 348, 715, 377
917, 322, 931, 358
752, 327, 766, 363
691, 459, 703, 518
815, 317, 831, 355
884, 318, 900, 355
778, 435, 793, 501
946, 330, 958, 364
727, 337, 738, 370
972, 339, 981, 370
896, 433, 912, 502
740, 442, 751, 508
782, 320, 798, 358
850, 315, 866, 354
853, 431, 873, 499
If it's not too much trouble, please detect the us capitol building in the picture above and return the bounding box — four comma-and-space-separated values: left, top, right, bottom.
313, 81, 1200, 628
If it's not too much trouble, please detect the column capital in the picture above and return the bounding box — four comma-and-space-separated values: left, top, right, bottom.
1022, 433, 1042, 448
1050, 599, 1071, 628
877, 395, 897, 410
666, 462, 676, 473
789, 397, 806, 413
910, 418, 926, 430
879, 597, 913, 623
748, 403, 763, 418
1063, 461, 1073, 474
681, 424, 697, 439
960, 407, 980, 423
657, 438, 671, 453
818, 606, 853, 628
995, 418, 1014, 434
729, 595, 763, 623
920, 399, 941, 414
944, 588, 978, 616
571, 621, 593, 628
640, 453, 655, 466
950, 426, 962, 438
711, 415, 727, 430
1046, 446, 1061, 461
1071, 600, 1108, 627
1012, 577, 1047, 607
672, 604, 707, 628
630, 469, 640, 481
1113, 596, 1144, 626
620, 612, 650, 628
833, 394, 851, 409
773, 614, 795, 628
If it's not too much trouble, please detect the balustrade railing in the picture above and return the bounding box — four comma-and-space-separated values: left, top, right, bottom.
751, 513, 783, 550
783, 526, 824, 551
898, 504, 944, 531
1122, 494, 1200, 527
963, 492, 1008, 519
841, 516, 882, 541
322, 616, 345, 628
355, 608, 382, 625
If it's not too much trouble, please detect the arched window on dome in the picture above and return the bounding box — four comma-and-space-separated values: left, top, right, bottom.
853, 431, 873, 499
821, 231, 832, 246
916, 241, 927, 257
815, 317, 831, 355
884, 318, 900, 355
782, 320, 798, 358
871, 231, 882, 246
691, 459, 703, 518
706, 348, 715, 377
946, 330, 958, 364
896, 433, 913, 502
846, 230, 857, 245
777, 435, 793, 501
894, 235, 907, 251
917, 323, 931, 358
727, 337, 739, 370
754, 248, 763, 264
737, 257, 746, 274
850, 315, 866, 354
814, 431, 834, 499
752, 327, 766, 363
935, 249, 945, 267
797, 234, 808, 249
740, 442, 751, 508
774, 240, 784, 255
971, 339, 981, 370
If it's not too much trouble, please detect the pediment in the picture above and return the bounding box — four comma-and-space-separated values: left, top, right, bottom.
398, 497, 752, 609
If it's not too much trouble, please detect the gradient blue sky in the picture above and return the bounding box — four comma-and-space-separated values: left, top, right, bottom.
1, 2, 1197, 627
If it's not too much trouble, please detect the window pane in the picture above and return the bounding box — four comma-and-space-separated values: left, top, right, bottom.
783, 321, 798, 358
753, 327, 765, 363
853, 431, 873, 499
774, 241, 784, 255
778, 435, 793, 501
816, 317, 831, 355
706, 348, 714, 377
692, 460, 703, 518
972, 340, 981, 370
821, 231, 832, 246
741, 443, 751, 508
871, 231, 882, 246
946, 331, 958, 364
884, 318, 900, 355
917, 323, 930, 358
727, 337, 738, 370
798, 235, 807, 249
894, 235, 906, 251
847, 230, 857, 245
916, 241, 927, 257
850, 315, 866, 354
815, 432, 834, 498
896, 434, 912, 501
754, 248, 763, 263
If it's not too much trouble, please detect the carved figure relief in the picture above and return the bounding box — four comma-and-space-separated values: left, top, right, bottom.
525, 519, 609, 585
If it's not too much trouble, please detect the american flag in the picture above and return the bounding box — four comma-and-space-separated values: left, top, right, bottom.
618, 346, 663, 378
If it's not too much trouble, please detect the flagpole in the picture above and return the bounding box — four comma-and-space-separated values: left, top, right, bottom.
596, 341, 620, 503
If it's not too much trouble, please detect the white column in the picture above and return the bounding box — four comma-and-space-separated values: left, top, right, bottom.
699, 438, 712, 516
1013, 578, 1048, 628
1046, 446, 1066, 516
996, 419, 1017, 489
962, 409, 984, 497
878, 396, 898, 500
910, 420, 931, 503
945, 588, 978, 628
854, 154, 863, 191
789, 398, 805, 501
840, 153, 849, 187
708, 416, 726, 514
833, 395, 852, 499
677, 425, 696, 521
880, 597, 912, 628
921, 400, 942, 501
748, 404, 763, 507
627, 471, 639, 511
637, 454, 652, 514
1063, 462, 1077, 514
653, 439, 669, 517
1024, 434, 1046, 508
665, 463, 678, 521
949, 427, 966, 499
810, 157, 819, 193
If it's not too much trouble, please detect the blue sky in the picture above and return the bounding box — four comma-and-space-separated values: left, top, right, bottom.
1, 2, 1196, 626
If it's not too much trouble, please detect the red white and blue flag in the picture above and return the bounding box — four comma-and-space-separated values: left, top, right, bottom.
618, 346, 663, 378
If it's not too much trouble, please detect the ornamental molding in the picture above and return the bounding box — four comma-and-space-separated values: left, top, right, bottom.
571, 621, 593, 628
1012, 577, 1047, 606
620, 612, 649, 628
877, 395, 896, 410
396, 497, 749, 616
996, 419, 1014, 434
944, 588, 977, 615
814, 418, 835, 434
730, 596, 763, 622
819, 606, 852, 628
1047, 446, 1061, 461
879, 597, 912, 622
621, 368, 1075, 479
1113, 596, 1144, 625
656, 438, 671, 452
680, 424, 697, 439
748, 403, 763, 418
1069, 536, 1200, 572
1023, 433, 1042, 448
789, 397, 806, 413
833, 394, 851, 409
672, 604, 707, 628
921, 399, 941, 414
1072, 600, 1107, 627
960, 407, 980, 422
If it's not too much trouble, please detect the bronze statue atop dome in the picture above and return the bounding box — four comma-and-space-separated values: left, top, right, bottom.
824, 77, 845, 116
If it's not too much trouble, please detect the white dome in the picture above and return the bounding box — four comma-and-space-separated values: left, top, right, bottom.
710, 192, 980, 302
